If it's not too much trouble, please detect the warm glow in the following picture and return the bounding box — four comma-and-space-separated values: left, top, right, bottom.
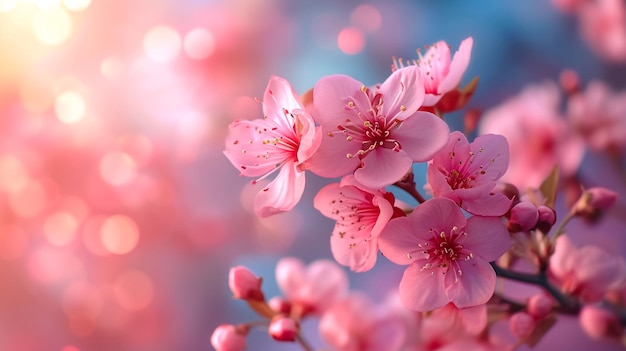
350, 4, 382, 33
0, 0, 17, 12
62, 281, 103, 319
100, 56, 123, 80
55, 90, 86, 124
43, 211, 78, 246
0, 155, 30, 194
143, 25, 181, 62
82, 215, 109, 256
99, 151, 137, 186
338, 27, 365, 55
62, 0, 90, 12
0, 225, 27, 261
183, 28, 216, 60
100, 215, 140, 255
8, 180, 46, 218
113, 270, 154, 310
27, 247, 85, 283
32, 7, 73, 45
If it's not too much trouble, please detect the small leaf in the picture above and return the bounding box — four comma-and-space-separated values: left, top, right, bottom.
539, 166, 559, 208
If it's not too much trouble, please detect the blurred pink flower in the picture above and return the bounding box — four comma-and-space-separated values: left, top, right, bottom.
378, 197, 511, 311
268, 315, 299, 342
549, 235, 626, 302
308, 66, 449, 188
427, 131, 512, 216
579, 305, 623, 339
567, 80, 626, 150
313, 175, 403, 272
210, 324, 248, 351
224, 76, 322, 217
319, 292, 408, 351
578, 0, 626, 62
275, 257, 348, 316
393, 37, 474, 107
228, 265, 264, 301
480, 81, 584, 190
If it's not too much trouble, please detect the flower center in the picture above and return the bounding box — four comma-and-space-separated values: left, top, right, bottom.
407, 226, 473, 283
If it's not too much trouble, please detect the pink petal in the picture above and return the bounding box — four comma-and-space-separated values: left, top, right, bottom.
378, 65, 425, 120
330, 232, 379, 272
304, 259, 349, 311
254, 161, 305, 217
354, 148, 413, 188
263, 76, 304, 118
313, 182, 343, 218
275, 257, 306, 300
461, 192, 513, 216
306, 130, 361, 178
446, 258, 496, 308
423, 93, 444, 107
439, 37, 473, 94
223, 120, 278, 177
408, 197, 467, 237
296, 113, 322, 164
393, 111, 450, 162
549, 236, 577, 279
469, 133, 509, 182
399, 263, 449, 311
377, 216, 419, 265
427, 161, 456, 198
313, 74, 371, 127
463, 215, 511, 262
431, 131, 471, 174
367, 314, 407, 351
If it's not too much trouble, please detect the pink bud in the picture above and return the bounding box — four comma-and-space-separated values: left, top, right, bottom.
228, 266, 265, 302
508, 201, 539, 232
509, 312, 535, 340
574, 187, 618, 216
536, 205, 557, 234
211, 324, 248, 351
527, 293, 553, 319
268, 296, 292, 315
268, 315, 299, 342
579, 305, 622, 339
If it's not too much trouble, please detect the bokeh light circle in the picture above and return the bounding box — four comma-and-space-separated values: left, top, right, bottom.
99, 215, 140, 255
32, 8, 73, 46
337, 27, 365, 55
183, 28, 216, 60
143, 25, 182, 62
55, 91, 86, 124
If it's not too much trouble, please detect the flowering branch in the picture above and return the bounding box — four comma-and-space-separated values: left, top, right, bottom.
392, 170, 426, 204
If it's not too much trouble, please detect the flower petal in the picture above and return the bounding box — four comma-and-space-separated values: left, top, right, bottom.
306, 130, 361, 178
446, 258, 496, 308
276, 257, 306, 300
263, 76, 304, 119
379, 65, 425, 120
439, 37, 473, 94
469, 133, 509, 182
254, 161, 305, 217
461, 192, 513, 216
313, 74, 371, 127
354, 148, 413, 188
409, 197, 467, 236
399, 263, 449, 311
463, 215, 511, 262
378, 216, 420, 265
330, 231, 379, 272
393, 111, 450, 162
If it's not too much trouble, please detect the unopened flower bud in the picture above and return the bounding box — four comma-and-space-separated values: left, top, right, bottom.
507, 201, 538, 232
495, 182, 520, 202
535, 205, 557, 234
228, 266, 265, 302
509, 311, 535, 340
268, 296, 292, 315
211, 324, 248, 351
269, 315, 299, 342
573, 187, 618, 217
579, 305, 622, 340
527, 293, 553, 319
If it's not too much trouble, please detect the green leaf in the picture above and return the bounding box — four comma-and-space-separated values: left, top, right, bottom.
539, 166, 559, 208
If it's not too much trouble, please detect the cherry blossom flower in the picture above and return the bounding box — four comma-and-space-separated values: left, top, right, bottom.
224, 76, 322, 217
378, 197, 511, 311
319, 292, 408, 351
307, 66, 450, 188
275, 257, 348, 316
210, 324, 248, 351
313, 175, 404, 272
479, 81, 584, 190
578, 0, 626, 62
567, 80, 626, 151
392, 37, 474, 107
228, 266, 264, 301
549, 235, 626, 303
427, 131, 512, 216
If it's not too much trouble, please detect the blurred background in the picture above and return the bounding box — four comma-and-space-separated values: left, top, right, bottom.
0, 0, 625, 350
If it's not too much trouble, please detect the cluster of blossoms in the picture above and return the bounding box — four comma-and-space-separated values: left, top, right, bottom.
216, 37, 626, 350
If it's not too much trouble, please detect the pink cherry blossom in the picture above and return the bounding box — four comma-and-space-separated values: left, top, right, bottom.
268, 315, 299, 342
549, 235, 626, 302
578, 0, 626, 62
567, 80, 626, 151
275, 257, 348, 316
224, 76, 322, 217
319, 292, 408, 351
392, 37, 474, 107
479, 81, 584, 190
378, 197, 511, 311
427, 131, 512, 216
228, 266, 264, 301
308, 66, 450, 188
313, 175, 402, 272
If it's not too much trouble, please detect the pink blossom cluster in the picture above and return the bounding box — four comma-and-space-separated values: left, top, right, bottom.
220, 36, 626, 350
